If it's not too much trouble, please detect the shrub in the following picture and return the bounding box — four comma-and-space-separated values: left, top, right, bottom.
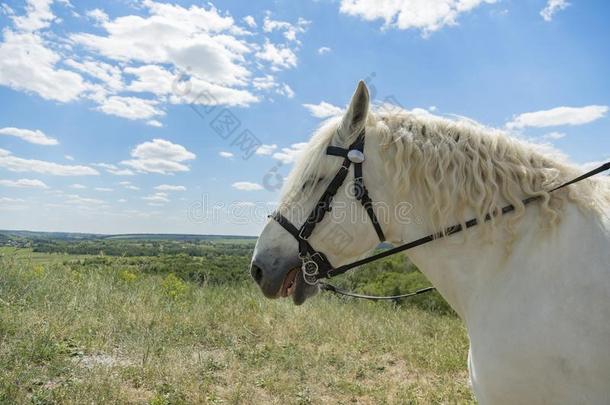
32, 265, 45, 278
161, 273, 188, 300
118, 269, 138, 283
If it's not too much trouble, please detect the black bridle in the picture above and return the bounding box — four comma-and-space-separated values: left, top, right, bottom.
270, 131, 610, 300
270, 130, 385, 286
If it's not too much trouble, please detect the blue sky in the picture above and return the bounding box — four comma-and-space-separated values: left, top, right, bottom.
0, 0, 608, 235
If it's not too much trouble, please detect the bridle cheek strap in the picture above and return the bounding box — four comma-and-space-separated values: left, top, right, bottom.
328, 136, 386, 241
270, 131, 386, 284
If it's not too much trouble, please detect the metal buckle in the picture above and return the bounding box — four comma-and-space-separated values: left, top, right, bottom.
302, 260, 318, 277
298, 227, 310, 241
301, 259, 319, 285
303, 272, 319, 285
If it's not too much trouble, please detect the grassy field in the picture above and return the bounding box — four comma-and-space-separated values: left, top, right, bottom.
0, 247, 91, 264
0, 251, 472, 404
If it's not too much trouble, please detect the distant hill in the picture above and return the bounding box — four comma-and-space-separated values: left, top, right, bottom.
104, 234, 257, 241
0, 229, 257, 242
0, 230, 101, 241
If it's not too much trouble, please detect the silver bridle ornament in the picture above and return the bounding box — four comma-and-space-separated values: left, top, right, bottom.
301, 258, 319, 285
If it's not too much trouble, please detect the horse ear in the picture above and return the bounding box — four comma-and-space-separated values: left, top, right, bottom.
338, 80, 369, 144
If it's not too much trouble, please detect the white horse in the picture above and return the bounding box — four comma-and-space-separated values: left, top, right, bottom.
251, 81, 610, 404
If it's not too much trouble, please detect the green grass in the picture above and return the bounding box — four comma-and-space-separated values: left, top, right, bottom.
0, 252, 473, 404
0, 247, 91, 264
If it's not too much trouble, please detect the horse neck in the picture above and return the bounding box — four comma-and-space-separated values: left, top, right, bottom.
365, 126, 608, 321
381, 193, 501, 319
387, 196, 605, 322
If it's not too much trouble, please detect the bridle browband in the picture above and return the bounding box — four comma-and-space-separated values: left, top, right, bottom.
270, 130, 610, 299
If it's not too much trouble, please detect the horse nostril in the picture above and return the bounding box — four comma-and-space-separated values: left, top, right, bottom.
250, 264, 264, 285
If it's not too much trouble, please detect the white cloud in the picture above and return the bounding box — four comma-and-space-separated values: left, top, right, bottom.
219, 151, 234, 158
130, 139, 195, 163
303, 101, 343, 118
95, 163, 136, 176
57, 0, 74, 9
0, 197, 25, 203
69, 1, 271, 109
255, 41, 297, 70
97, 96, 165, 121
252, 75, 276, 90
541, 0, 569, 22
339, 0, 496, 35
65, 194, 105, 205
541, 131, 566, 140
71, 4, 246, 74
94, 187, 113, 192
119, 181, 139, 190
272, 142, 308, 164
318, 46, 332, 55
142, 192, 170, 203
172, 76, 259, 107
232, 181, 264, 191
0, 0, 304, 128
0, 178, 48, 188
124, 64, 175, 96
154, 184, 186, 191
70, 183, 86, 189
109, 169, 135, 176
86, 8, 108, 24
410, 107, 434, 116
1, 4, 15, 16
147, 120, 163, 128
262, 15, 310, 42
255, 144, 277, 156
0, 30, 87, 102
118, 198, 127, 203
122, 138, 196, 175
507, 105, 608, 129
251, 75, 294, 98
65, 155, 74, 161
243, 15, 256, 28
0, 148, 99, 176
64, 58, 123, 91
11, 0, 56, 32
0, 127, 58, 145
277, 83, 294, 98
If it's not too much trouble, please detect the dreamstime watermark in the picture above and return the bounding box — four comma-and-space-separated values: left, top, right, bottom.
186, 186, 416, 227
261, 160, 285, 192
318, 222, 355, 252
186, 195, 273, 225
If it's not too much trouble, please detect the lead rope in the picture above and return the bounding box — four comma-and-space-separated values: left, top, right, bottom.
320, 161, 610, 301
320, 283, 436, 301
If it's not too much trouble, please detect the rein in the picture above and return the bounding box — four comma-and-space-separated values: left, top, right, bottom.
270, 133, 610, 301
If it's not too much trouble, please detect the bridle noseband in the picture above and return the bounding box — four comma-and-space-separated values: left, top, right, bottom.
270, 129, 385, 285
